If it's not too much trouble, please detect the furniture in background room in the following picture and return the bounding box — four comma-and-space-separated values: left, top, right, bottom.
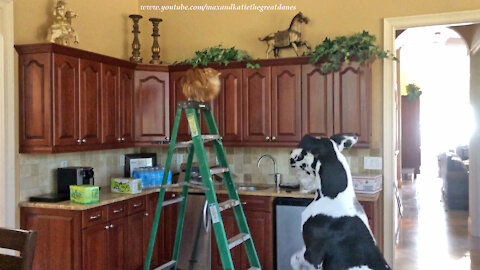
0, 227, 38, 270
401, 96, 421, 177
438, 150, 469, 210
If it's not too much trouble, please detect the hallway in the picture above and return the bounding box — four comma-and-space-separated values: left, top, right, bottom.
395, 177, 480, 269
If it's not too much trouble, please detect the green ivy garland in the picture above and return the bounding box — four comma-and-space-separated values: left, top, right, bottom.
308, 31, 397, 74
405, 83, 422, 101
173, 44, 260, 68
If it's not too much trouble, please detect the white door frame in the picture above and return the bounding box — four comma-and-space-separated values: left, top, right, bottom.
383, 9, 480, 268
0, 0, 15, 228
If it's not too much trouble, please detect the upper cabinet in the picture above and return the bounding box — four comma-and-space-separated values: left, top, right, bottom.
16, 44, 371, 152
333, 62, 371, 146
134, 67, 170, 144
16, 43, 137, 153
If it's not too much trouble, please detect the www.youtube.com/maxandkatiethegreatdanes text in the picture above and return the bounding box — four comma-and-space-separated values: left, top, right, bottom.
140, 3, 297, 12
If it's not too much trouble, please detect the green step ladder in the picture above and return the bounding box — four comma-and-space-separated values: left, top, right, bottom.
144, 101, 261, 270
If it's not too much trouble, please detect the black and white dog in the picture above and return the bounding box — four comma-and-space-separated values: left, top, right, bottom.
289, 134, 391, 270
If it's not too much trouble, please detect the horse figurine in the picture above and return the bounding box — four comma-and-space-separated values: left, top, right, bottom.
259, 12, 311, 58
47, 0, 79, 46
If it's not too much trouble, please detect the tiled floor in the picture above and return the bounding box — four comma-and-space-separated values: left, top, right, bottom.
395, 177, 480, 269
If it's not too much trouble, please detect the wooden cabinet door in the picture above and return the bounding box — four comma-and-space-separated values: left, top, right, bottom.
53, 54, 79, 146
135, 71, 170, 143
240, 211, 273, 270
301, 65, 334, 138
127, 211, 146, 270
107, 217, 127, 270
158, 193, 179, 265
144, 193, 160, 268
82, 223, 108, 270
218, 68, 243, 142
102, 64, 120, 144
169, 71, 190, 141
271, 65, 301, 143
243, 67, 271, 143
79, 59, 102, 145
200, 98, 220, 135
333, 63, 370, 146
119, 68, 135, 144
18, 53, 52, 149
211, 209, 242, 270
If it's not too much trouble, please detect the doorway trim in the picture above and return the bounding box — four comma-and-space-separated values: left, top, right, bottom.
383, 9, 480, 267
0, 0, 15, 228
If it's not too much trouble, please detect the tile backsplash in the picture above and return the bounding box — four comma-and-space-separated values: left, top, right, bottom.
19, 146, 381, 202
19, 148, 140, 202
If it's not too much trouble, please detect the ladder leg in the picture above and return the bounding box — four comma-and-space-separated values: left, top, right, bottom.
187, 108, 235, 270
203, 109, 261, 268
144, 107, 183, 270
172, 145, 195, 264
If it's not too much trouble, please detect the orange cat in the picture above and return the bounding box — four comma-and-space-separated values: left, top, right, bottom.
181, 68, 221, 102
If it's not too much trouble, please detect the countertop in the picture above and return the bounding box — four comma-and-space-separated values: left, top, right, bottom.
19, 185, 381, 211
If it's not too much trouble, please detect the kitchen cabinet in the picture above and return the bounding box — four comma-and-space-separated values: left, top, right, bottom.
218, 68, 243, 142
16, 43, 137, 153
242, 66, 272, 143
243, 65, 301, 145
301, 64, 334, 137
82, 222, 109, 270
127, 212, 146, 270
135, 68, 170, 144
169, 71, 190, 141
333, 62, 371, 146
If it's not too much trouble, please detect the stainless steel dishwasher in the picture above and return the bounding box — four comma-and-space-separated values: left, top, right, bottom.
177, 193, 212, 270
275, 197, 313, 269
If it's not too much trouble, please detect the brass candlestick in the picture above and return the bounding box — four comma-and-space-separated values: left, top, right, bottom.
149, 18, 163, 64
129, 14, 143, 63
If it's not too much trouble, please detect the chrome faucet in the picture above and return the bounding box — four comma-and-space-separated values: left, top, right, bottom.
257, 154, 282, 188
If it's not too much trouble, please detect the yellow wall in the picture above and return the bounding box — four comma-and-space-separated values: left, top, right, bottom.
139, 0, 480, 148
14, 0, 138, 59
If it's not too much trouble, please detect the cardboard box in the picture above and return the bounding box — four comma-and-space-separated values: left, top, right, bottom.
111, 177, 142, 194
352, 175, 382, 194
70, 185, 99, 204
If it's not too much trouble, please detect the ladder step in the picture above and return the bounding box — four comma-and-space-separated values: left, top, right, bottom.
175, 135, 221, 149
248, 268, 260, 270
227, 233, 251, 250
159, 182, 209, 191
162, 197, 184, 206
153, 260, 176, 270
218, 199, 240, 212
210, 166, 229, 175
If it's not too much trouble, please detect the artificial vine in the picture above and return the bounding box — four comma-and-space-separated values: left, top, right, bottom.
173, 44, 260, 68
405, 83, 422, 101
308, 31, 397, 74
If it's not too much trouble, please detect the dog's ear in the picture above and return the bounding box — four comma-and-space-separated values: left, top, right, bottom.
330, 133, 358, 152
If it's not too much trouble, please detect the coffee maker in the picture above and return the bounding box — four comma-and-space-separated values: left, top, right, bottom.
29, 167, 95, 202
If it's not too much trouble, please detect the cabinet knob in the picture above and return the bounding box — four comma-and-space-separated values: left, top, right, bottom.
271, 136, 276, 141
265, 136, 270, 141
145, 212, 149, 217
82, 139, 86, 143
110, 224, 114, 228
165, 137, 170, 141
77, 139, 82, 144
121, 138, 125, 141
117, 138, 122, 142
105, 225, 109, 230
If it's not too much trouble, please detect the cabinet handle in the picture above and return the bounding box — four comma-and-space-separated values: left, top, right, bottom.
265, 136, 270, 141
105, 225, 109, 230
110, 224, 114, 229
145, 212, 149, 217
82, 139, 86, 143
133, 203, 143, 208
113, 208, 123, 214
271, 136, 276, 141
77, 139, 82, 144
89, 214, 102, 220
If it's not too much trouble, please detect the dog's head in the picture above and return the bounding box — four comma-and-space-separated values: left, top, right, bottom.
181, 68, 221, 102
290, 133, 358, 198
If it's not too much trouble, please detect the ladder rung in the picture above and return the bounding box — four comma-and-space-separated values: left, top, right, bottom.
248, 268, 260, 270
218, 199, 240, 212
162, 197, 184, 206
153, 260, 176, 270
175, 135, 221, 149
184, 181, 209, 190
228, 233, 251, 250
210, 166, 229, 175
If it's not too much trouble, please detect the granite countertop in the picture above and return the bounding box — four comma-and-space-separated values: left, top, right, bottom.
19, 184, 381, 211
